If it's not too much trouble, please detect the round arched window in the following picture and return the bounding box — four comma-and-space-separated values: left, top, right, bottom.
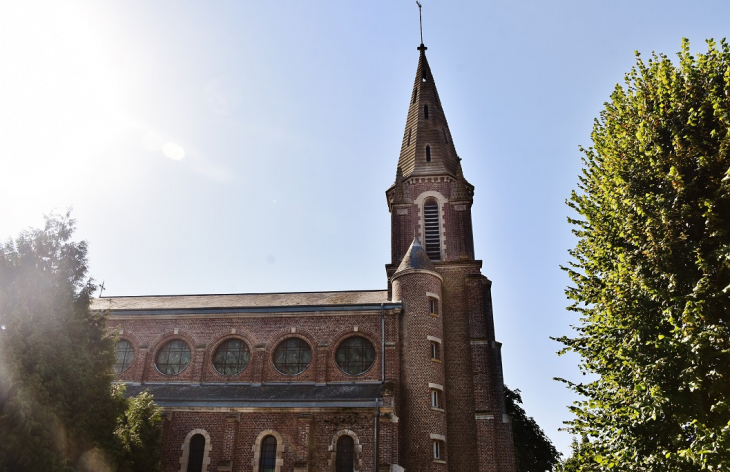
335, 336, 376, 375
155, 339, 191, 375
273, 338, 312, 375
114, 339, 135, 374
213, 339, 250, 376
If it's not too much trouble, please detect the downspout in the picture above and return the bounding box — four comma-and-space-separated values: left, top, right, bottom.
374, 399, 379, 472
381, 303, 385, 382
375, 302, 385, 471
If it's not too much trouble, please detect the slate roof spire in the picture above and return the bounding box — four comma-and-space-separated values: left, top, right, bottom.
394, 237, 436, 274
396, 44, 461, 179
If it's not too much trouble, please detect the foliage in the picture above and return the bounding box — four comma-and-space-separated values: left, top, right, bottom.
505, 386, 561, 472
112, 387, 162, 472
554, 438, 590, 472
0, 212, 161, 471
557, 38, 730, 470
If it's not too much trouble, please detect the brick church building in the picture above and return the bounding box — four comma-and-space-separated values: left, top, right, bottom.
94, 42, 516, 472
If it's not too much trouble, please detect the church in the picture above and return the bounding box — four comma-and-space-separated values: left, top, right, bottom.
93, 41, 516, 472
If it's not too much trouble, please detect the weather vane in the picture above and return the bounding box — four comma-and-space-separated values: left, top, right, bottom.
416, 1, 424, 45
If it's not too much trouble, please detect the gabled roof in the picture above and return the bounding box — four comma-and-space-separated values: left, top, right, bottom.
92, 290, 391, 312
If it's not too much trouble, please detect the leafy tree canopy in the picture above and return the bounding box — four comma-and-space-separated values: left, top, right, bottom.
557, 39, 730, 470
0, 212, 161, 471
505, 386, 561, 472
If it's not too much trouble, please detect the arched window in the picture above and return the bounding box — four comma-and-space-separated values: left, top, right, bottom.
335, 435, 355, 472
186, 434, 205, 472
424, 104, 429, 119
425, 145, 431, 162
259, 436, 277, 472
424, 200, 441, 260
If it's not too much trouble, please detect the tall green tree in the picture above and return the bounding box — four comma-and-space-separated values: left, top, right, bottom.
0, 212, 161, 471
557, 39, 730, 470
505, 386, 561, 472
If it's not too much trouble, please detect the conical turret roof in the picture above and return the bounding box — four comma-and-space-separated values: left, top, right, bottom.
395, 237, 436, 274
396, 44, 461, 179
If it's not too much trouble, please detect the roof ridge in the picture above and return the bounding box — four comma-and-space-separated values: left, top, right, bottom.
98, 288, 387, 299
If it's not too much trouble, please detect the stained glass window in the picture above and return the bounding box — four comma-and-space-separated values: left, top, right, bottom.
273, 338, 311, 375
335, 336, 376, 375
114, 339, 134, 374
213, 339, 250, 376
155, 339, 191, 375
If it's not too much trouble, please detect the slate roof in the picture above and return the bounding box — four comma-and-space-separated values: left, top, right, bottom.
122, 383, 383, 408
395, 44, 462, 179
395, 238, 436, 273
92, 290, 390, 312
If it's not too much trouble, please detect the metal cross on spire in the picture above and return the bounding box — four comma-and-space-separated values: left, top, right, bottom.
416, 1, 424, 45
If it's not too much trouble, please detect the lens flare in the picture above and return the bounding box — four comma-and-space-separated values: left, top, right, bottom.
162, 142, 185, 160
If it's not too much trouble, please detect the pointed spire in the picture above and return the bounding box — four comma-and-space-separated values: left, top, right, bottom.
395, 237, 436, 274
396, 45, 461, 180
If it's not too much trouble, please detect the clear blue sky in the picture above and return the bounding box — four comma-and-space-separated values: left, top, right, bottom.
2, 0, 728, 457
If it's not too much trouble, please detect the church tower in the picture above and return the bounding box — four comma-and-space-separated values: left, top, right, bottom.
387, 43, 516, 471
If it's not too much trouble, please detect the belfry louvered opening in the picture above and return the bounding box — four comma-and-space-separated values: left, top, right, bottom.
424, 201, 441, 261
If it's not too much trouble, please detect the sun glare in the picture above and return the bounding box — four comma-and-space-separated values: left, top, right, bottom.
0, 2, 130, 228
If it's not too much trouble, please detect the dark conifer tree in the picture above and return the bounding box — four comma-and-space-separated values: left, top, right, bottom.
0, 212, 160, 471
504, 386, 561, 472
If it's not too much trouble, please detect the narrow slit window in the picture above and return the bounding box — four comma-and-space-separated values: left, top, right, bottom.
425, 145, 431, 162
430, 341, 441, 361
429, 297, 439, 315
412, 87, 417, 104
431, 389, 442, 409
423, 201, 441, 260
424, 105, 429, 119
407, 128, 412, 146
433, 440, 444, 460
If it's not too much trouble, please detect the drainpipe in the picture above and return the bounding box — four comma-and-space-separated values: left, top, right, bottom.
375, 303, 385, 472
381, 303, 385, 382
374, 398, 380, 472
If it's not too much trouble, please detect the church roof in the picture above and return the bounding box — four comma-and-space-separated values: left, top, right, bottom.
394, 238, 435, 273
122, 383, 384, 409
92, 290, 391, 313
396, 44, 461, 179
